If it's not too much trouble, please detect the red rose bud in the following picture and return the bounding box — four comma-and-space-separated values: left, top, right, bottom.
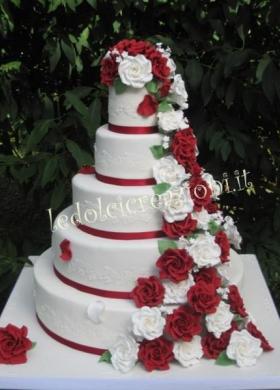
246, 322, 273, 351
187, 281, 221, 314
0, 324, 33, 364
194, 267, 222, 289
131, 276, 165, 308
138, 336, 174, 371
59, 239, 72, 262
100, 56, 118, 86
215, 231, 230, 263
171, 128, 197, 167
202, 322, 238, 359
165, 305, 202, 341
137, 94, 158, 117
228, 285, 247, 317
156, 248, 193, 283
159, 79, 172, 97
162, 214, 197, 238
151, 53, 171, 80
189, 176, 212, 211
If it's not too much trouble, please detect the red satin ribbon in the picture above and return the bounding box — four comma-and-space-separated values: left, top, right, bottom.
37, 314, 106, 355
75, 221, 164, 240
108, 123, 158, 134
54, 266, 132, 299
95, 171, 156, 186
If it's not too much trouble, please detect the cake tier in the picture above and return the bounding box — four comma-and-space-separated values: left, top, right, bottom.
34, 248, 244, 353
108, 86, 157, 127
72, 173, 162, 232
52, 206, 159, 292
94, 124, 162, 180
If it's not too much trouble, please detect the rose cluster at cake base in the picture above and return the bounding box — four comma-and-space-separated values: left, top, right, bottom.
99, 39, 273, 373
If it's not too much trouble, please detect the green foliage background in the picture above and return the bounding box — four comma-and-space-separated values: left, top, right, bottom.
0, 0, 279, 312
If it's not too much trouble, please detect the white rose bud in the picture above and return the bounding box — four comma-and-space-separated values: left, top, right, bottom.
118, 54, 153, 88
109, 335, 139, 373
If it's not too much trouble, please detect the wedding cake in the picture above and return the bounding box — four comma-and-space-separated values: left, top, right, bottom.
33, 39, 272, 372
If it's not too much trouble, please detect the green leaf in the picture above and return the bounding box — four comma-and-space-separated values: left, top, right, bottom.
221, 141, 231, 162
86, 0, 97, 8
65, 91, 88, 116
215, 351, 235, 366
61, 40, 76, 65
25, 120, 52, 153
153, 182, 171, 195
185, 59, 203, 89
201, 71, 213, 106
0, 61, 21, 74
30, 342, 37, 350
158, 239, 178, 254
99, 350, 112, 363
224, 50, 250, 77
146, 80, 158, 94
150, 145, 165, 159
49, 41, 61, 73
234, 314, 246, 326
232, 138, 246, 159
225, 81, 236, 109
262, 62, 277, 104
10, 0, 21, 7
41, 157, 58, 187
158, 100, 173, 112
50, 182, 66, 209
66, 139, 93, 167
256, 55, 271, 83
86, 97, 101, 137
113, 78, 127, 94
208, 220, 221, 235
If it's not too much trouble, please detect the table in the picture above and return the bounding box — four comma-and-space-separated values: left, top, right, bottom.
0, 254, 280, 390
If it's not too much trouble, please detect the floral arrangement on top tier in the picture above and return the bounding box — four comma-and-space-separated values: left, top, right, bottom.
99, 39, 273, 373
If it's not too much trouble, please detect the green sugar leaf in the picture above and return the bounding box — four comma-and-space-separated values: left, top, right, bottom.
215, 351, 235, 366
114, 78, 127, 94
153, 182, 171, 195
158, 239, 178, 254
99, 350, 112, 363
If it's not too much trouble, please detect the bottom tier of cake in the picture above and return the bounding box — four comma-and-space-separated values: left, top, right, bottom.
33, 248, 244, 354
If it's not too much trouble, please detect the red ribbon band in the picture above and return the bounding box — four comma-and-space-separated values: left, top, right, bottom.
54, 266, 132, 299
108, 123, 158, 134
75, 221, 165, 240
95, 171, 156, 186
37, 314, 106, 355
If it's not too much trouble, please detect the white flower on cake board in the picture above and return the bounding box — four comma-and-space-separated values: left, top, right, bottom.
163, 275, 195, 304
118, 54, 153, 88
206, 301, 234, 338
153, 156, 189, 186
157, 109, 188, 132
174, 336, 203, 367
226, 329, 263, 367
159, 186, 194, 223
187, 232, 221, 268
109, 334, 139, 373
131, 306, 165, 341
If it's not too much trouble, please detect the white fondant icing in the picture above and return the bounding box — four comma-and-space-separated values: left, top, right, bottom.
94, 124, 163, 179
71, 174, 162, 232
108, 86, 157, 127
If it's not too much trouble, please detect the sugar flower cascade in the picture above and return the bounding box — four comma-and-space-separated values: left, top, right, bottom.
99, 39, 273, 372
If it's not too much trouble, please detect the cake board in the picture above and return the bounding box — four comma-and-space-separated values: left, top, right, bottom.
0, 254, 279, 390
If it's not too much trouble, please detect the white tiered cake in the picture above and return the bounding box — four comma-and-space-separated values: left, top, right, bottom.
33, 39, 272, 372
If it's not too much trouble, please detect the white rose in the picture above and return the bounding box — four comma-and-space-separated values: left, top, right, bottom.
226, 330, 263, 367
118, 54, 153, 88
223, 216, 242, 250
109, 335, 139, 373
153, 156, 189, 186
187, 232, 221, 268
157, 109, 188, 132
217, 262, 231, 283
173, 336, 203, 368
202, 172, 222, 200
131, 307, 165, 341
159, 186, 194, 222
192, 209, 212, 230
163, 275, 195, 304
166, 57, 176, 77
169, 74, 189, 109
206, 301, 234, 338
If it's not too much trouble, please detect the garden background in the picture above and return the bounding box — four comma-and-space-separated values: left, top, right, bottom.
0, 0, 279, 313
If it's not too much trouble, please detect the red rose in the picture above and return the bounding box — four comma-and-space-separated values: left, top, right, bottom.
171, 128, 197, 167
187, 281, 221, 314
114, 39, 152, 55
137, 94, 158, 117
228, 285, 247, 317
189, 176, 212, 211
202, 322, 238, 359
205, 202, 219, 214
159, 79, 171, 97
246, 322, 273, 351
186, 159, 202, 176
100, 56, 118, 86
138, 336, 174, 371
162, 214, 197, 238
131, 276, 165, 308
59, 239, 72, 262
194, 267, 222, 289
150, 53, 171, 80
165, 306, 202, 341
0, 324, 32, 364
78, 165, 95, 174
156, 248, 193, 283
215, 231, 230, 263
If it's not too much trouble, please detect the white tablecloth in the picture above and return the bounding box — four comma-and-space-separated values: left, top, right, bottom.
0, 254, 279, 390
